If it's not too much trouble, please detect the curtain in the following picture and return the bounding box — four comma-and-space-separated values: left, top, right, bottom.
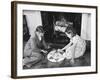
81, 13, 91, 40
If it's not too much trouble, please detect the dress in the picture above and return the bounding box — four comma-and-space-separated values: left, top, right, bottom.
63, 35, 86, 59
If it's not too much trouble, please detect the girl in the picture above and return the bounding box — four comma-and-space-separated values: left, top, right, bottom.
56, 25, 86, 64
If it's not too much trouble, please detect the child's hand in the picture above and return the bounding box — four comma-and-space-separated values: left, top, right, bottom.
57, 49, 64, 53
47, 45, 51, 49
57, 49, 62, 52
41, 50, 47, 53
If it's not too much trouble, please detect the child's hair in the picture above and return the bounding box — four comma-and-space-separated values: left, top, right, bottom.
65, 26, 76, 37
36, 26, 44, 33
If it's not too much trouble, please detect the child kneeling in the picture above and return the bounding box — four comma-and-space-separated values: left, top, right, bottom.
58, 26, 86, 64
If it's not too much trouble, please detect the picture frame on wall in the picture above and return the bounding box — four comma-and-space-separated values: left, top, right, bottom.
11, 1, 98, 78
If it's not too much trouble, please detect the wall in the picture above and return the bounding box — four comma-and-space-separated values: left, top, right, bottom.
0, 0, 99, 80
23, 10, 42, 37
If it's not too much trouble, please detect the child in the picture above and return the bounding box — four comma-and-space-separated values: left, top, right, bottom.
23, 26, 49, 68
57, 26, 86, 64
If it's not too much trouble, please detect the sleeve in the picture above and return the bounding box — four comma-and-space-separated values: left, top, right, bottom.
70, 36, 78, 44
42, 37, 48, 49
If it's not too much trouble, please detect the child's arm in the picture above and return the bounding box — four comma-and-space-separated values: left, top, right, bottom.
61, 41, 73, 51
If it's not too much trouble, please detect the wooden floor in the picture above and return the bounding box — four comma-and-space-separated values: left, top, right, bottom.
23, 49, 91, 69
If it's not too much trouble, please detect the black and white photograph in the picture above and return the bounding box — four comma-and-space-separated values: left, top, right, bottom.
11, 1, 97, 78
23, 11, 91, 69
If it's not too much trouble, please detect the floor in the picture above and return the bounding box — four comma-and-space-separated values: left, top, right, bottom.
23, 49, 91, 69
